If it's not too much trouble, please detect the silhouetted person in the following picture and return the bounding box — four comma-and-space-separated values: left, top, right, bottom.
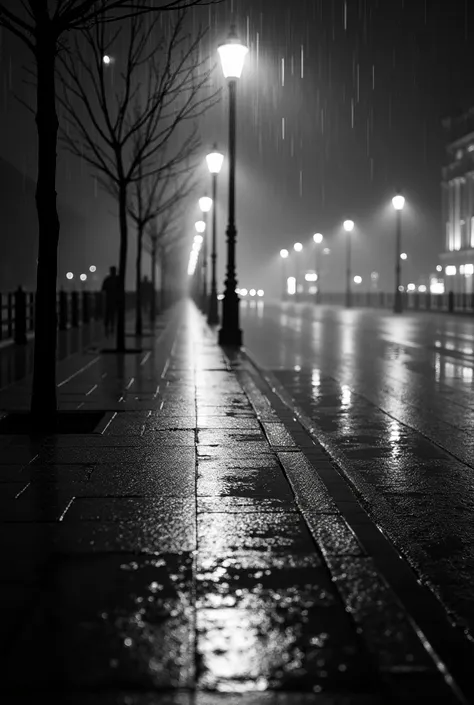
102, 266, 118, 336
142, 275, 153, 312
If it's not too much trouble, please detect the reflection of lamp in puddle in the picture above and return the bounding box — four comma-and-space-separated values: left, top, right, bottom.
340, 385, 351, 408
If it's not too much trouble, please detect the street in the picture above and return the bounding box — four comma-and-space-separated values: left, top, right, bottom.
242, 300, 474, 638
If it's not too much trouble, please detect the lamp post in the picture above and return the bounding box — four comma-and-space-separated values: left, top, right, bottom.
313, 233, 323, 303
198, 199, 212, 313
280, 249, 289, 301
392, 194, 406, 314
293, 242, 303, 302
206, 147, 224, 325
194, 220, 206, 309
343, 220, 354, 308
217, 26, 248, 347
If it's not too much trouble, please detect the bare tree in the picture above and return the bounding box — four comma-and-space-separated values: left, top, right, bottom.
0, 0, 222, 429
129, 142, 197, 335
147, 199, 189, 319
57, 6, 217, 352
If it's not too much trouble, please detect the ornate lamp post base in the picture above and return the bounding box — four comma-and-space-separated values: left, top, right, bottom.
218, 326, 242, 347
218, 291, 242, 346
207, 295, 219, 326
394, 291, 403, 314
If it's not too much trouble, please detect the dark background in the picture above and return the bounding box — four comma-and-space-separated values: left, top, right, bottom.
1, 0, 473, 295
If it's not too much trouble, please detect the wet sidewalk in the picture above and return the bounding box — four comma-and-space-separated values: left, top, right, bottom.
0, 301, 467, 703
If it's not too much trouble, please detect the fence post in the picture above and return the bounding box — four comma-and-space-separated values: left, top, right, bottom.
71, 291, 79, 327
448, 291, 454, 313
14, 286, 27, 344
7, 292, 13, 338
58, 289, 68, 330
82, 291, 89, 324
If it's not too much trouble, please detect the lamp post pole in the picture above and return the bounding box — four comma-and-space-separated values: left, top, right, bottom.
208, 171, 219, 323
280, 249, 289, 301
201, 212, 208, 312
343, 220, 354, 308
313, 233, 323, 304
219, 78, 241, 345
346, 236, 351, 308
392, 194, 405, 314
217, 28, 248, 347
394, 208, 402, 313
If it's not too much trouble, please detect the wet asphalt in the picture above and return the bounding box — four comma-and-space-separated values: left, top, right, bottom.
241, 300, 474, 641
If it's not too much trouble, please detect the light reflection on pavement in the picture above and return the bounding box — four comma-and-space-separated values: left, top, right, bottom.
242, 300, 474, 637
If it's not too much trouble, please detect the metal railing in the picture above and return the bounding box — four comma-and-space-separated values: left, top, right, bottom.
0, 289, 136, 345
286, 291, 474, 314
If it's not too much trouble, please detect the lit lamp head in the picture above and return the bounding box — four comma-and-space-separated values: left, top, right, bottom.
66, 272, 74, 280
193, 235, 203, 245
89, 265, 96, 273
218, 28, 249, 79
206, 148, 224, 174
392, 194, 405, 211
343, 220, 355, 232
199, 197, 213, 213
102, 55, 112, 65
313, 233, 323, 244
294, 242, 303, 252
195, 220, 206, 234
280, 249, 289, 259
80, 273, 87, 282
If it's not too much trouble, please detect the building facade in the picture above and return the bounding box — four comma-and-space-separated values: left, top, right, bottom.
441, 108, 474, 293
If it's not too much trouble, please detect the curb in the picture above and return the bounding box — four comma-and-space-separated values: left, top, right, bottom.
231, 344, 474, 705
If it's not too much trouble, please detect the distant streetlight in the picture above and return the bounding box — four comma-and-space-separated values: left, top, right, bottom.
392, 193, 406, 314
103, 55, 112, 65
79, 273, 87, 282
198, 198, 213, 313
436, 265, 442, 272
194, 234, 204, 244
354, 275, 362, 285
343, 220, 355, 307
206, 146, 224, 326
195, 220, 206, 234
280, 249, 289, 301
249, 289, 256, 297
218, 26, 248, 347
257, 289, 264, 297
66, 272, 74, 280
400, 253, 407, 261
313, 233, 324, 303
89, 265, 97, 273
293, 243, 303, 301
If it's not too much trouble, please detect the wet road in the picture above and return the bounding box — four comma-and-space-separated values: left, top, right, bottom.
241, 300, 474, 639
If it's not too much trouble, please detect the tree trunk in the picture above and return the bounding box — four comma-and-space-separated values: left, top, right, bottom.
135, 224, 143, 336
160, 248, 166, 311
150, 239, 157, 323
116, 182, 128, 352
31, 31, 60, 428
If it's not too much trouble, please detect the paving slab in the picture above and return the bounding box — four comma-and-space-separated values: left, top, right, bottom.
0, 301, 466, 703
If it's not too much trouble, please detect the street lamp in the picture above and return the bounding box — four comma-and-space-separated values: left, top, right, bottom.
198, 198, 213, 313
195, 220, 206, 234
205, 146, 224, 325
343, 220, 354, 308
217, 26, 248, 347
392, 194, 406, 313
280, 249, 289, 301
313, 233, 324, 303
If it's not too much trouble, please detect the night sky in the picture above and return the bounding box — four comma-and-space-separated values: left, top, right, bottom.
1, 0, 474, 295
